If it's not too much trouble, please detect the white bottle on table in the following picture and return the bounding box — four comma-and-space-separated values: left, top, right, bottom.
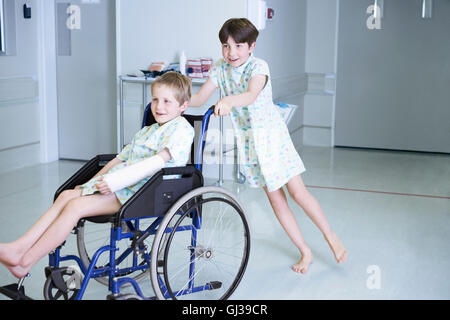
179, 50, 187, 75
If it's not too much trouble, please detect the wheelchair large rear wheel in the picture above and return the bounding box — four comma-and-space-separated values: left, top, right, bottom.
150, 186, 250, 300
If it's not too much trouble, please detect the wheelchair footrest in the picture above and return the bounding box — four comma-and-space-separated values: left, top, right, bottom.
207, 281, 222, 290
0, 284, 33, 300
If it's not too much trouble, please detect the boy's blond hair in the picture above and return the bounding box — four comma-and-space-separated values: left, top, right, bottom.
151, 71, 192, 106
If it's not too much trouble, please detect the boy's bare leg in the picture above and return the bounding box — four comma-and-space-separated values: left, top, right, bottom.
263, 187, 314, 274
286, 174, 348, 264
6, 193, 121, 278
0, 189, 82, 267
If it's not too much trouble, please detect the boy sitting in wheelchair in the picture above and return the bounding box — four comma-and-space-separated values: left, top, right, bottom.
0, 72, 194, 280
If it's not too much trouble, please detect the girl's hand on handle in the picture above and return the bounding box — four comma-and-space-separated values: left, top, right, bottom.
95, 177, 112, 195
214, 98, 232, 117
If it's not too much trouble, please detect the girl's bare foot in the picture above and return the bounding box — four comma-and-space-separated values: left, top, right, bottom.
0, 243, 22, 267
292, 250, 314, 274
7, 263, 31, 279
325, 232, 348, 264
0, 243, 31, 278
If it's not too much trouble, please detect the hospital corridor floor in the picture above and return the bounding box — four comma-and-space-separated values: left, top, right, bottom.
0, 146, 449, 300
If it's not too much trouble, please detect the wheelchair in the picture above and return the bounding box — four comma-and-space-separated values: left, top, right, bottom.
41, 105, 250, 300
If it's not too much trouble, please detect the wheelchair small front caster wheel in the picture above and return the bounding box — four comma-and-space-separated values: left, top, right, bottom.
43, 267, 82, 300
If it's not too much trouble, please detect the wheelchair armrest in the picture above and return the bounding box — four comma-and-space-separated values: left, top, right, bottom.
118, 165, 203, 222
54, 154, 117, 201
161, 165, 198, 176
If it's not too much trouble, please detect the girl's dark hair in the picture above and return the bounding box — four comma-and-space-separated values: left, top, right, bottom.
219, 18, 259, 46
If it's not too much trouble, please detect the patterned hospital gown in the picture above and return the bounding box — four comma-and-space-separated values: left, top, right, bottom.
210, 55, 305, 192
81, 116, 194, 204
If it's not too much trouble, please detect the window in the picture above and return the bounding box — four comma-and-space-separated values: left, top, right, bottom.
0, 0, 5, 54
0, 0, 16, 56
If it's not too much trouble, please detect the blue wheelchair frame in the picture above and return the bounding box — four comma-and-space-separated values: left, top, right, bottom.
47, 106, 215, 300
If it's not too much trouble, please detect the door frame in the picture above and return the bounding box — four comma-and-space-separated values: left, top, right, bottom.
37, 0, 59, 163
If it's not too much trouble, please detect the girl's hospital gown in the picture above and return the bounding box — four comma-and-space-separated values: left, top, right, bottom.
80, 116, 194, 204
210, 55, 306, 192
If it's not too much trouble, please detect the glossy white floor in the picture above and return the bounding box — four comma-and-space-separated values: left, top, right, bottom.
0, 146, 449, 300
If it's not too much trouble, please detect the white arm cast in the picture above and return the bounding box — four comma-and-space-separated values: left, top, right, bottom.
103, 154, 165, 192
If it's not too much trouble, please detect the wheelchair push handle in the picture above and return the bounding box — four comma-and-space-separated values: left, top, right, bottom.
206, 105, 215, 117
195, 105, 215, 171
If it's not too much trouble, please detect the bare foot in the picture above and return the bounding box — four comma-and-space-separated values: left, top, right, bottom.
0, 243, 30, 278
325, 232, 348, 264
7, 263, 30, 279
0, 243, 22, 267
292, 250, 314, 274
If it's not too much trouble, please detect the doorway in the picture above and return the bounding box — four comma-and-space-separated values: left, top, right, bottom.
55, 0, 116, 160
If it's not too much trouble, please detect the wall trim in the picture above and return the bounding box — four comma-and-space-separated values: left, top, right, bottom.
0, 143, 41, 175
0, 141, 39, 153
272, 74, 307, 101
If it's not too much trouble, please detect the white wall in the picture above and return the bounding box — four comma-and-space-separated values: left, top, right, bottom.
117, 0, 247, 76
38, 0, 58, 164
0, 0, 41, 174
303, 0, 339, 147
257, 0, 307, 148
335, 0, 450, 153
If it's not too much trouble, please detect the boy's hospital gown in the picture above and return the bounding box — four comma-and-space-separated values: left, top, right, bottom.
80, 116, 194, 204
210, 55, 306, 192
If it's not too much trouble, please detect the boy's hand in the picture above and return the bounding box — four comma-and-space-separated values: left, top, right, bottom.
95, 177, 112, 195
214, 99, 232, 117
